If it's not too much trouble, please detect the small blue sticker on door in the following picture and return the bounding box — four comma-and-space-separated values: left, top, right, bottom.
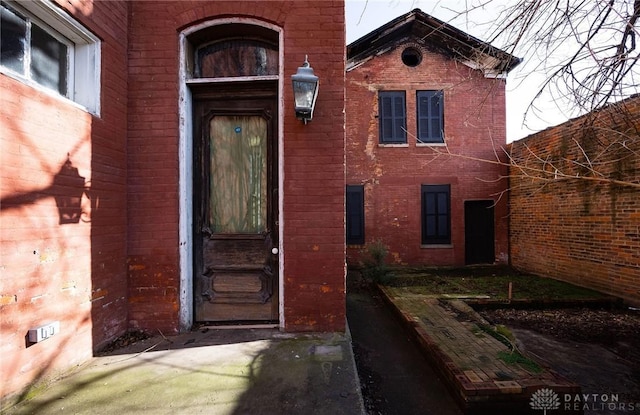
235, 126, 242, 133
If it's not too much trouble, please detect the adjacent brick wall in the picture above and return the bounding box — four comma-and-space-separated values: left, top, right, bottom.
127, 1, 346, 332
346, 44, 509, 267
509, 96, 640, 304
0, 0, 129, 402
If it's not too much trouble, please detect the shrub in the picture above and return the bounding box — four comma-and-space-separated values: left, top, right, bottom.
360, 240, 394, 283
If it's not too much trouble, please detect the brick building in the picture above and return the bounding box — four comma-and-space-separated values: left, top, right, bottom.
1, 0, 345, 403
346, 10, 519, 267
509, 96, 640, 305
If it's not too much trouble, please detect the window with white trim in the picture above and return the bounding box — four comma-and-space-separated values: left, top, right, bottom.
0, 1, 100, 114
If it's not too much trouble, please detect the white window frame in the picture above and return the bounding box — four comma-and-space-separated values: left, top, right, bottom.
1, 1, 101, 115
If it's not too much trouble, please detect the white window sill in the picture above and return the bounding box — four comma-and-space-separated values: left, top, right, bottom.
416, 142, 446, 147
378, 143, 409, 148
421, 244, 453, 249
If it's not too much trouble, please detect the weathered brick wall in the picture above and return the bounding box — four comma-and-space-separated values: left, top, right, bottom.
509, 96, 640, 304
126, 1, 181, 334
127, 1, 346, 332
280, 2, 346, 332
0, 0, 129, 402
346, 44, 509, 266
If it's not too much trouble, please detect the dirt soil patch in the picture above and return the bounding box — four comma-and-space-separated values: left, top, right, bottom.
481, 307, 640, 412
480, 307, 640, 373
98, 330, 151, 354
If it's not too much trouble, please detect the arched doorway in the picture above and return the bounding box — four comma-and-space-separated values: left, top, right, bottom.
179, 21, 282, 327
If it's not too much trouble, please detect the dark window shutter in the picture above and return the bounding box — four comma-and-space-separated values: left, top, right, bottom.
417, 91, 444, 143
346, 185, 365, 245
421, 184, 450, 244
379, 91, 406, 143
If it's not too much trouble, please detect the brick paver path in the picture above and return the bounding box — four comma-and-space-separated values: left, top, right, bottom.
379, 286, 580, 412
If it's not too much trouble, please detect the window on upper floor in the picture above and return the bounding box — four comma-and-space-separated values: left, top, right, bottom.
346, 185, 365, 245
378, 91, 406, 144
421, 184, 451, 245
0, 1, 100, 114
417, 90, 444, 143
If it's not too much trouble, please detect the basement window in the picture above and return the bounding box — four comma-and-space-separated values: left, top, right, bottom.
401, 47, 422, 67
0, 1, 101, 115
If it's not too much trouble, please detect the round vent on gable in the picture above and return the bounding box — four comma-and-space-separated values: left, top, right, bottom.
401, 47, 422, 67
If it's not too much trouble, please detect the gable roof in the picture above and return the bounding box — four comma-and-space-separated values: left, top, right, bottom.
347, 9, 521, 78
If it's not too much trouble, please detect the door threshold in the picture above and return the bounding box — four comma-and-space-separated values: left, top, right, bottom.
198, 323, 279, 330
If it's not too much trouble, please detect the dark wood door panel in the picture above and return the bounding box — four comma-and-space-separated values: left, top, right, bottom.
193, 87, 278, 323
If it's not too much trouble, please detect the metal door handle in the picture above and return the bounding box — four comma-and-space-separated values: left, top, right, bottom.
271, 247, 279, 255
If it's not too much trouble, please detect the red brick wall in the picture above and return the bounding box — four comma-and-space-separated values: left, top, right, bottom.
280, 2, 346, 332
509, 96, 640, 305
127, 1, 346, 332
126, 1, 181, 333
0, 0, 129, 402
346, 44, 509, 266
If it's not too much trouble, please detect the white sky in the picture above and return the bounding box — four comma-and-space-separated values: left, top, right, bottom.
345, 0, 572, 142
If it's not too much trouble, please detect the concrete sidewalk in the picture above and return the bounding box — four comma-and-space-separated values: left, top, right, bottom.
4, 328, 364, 415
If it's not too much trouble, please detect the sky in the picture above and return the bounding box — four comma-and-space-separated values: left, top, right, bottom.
345, 0, 572, 142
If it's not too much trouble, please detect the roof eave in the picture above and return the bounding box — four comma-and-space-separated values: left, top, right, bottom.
347, 8, 522, 75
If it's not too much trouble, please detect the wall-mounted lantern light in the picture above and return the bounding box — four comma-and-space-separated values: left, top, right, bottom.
291, 55, 319, 124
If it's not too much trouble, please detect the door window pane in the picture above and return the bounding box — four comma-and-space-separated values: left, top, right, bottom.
209, 116, 267, 234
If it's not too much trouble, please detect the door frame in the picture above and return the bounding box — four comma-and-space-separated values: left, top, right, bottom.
178, 18, 285, 331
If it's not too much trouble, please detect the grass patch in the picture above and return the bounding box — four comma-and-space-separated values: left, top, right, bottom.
474, 323, 542, 373
497, 351, 543, 374
384, 266, 606, 301
475, 323, 514, 349
495, 324, 515, 341
470, 326, 486, 338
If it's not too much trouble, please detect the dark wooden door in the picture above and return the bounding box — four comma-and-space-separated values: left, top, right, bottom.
193, 86, 278, 323
464, 200, 495, 265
